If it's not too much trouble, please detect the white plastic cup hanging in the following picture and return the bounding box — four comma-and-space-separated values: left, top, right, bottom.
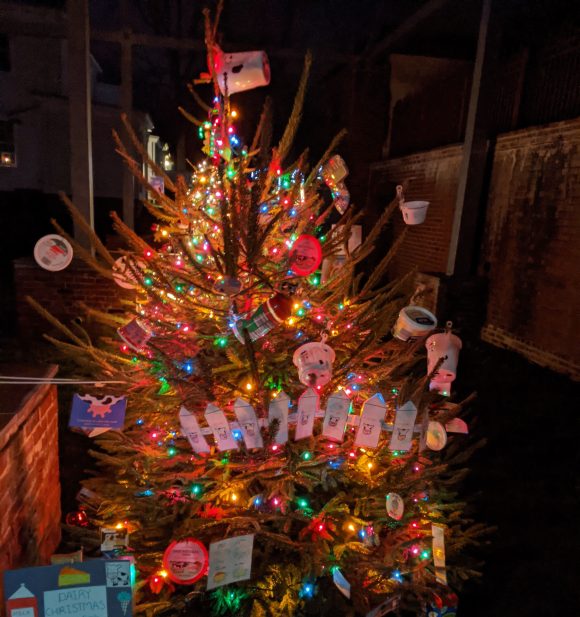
293, 338, 336, 388
392, 305, 437, 342
214, 47, 271, 95
396, 185, 429, 226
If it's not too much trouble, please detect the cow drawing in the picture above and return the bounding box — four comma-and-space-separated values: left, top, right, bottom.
78, 394, 125, 418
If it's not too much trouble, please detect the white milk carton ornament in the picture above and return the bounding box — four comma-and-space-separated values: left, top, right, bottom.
293, 338, 336, 388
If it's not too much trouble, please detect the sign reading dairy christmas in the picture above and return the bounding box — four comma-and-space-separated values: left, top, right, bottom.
4, 560, 132, 617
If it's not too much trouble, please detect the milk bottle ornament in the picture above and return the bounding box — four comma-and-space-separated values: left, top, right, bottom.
213, 45, 271, 95
397, 185, 429, 226
293, 336, 336, 387
426, 322, 462, 383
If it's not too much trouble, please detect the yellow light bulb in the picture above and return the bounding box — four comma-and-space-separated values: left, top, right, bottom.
115, 522, 124, 530
231, 493, 238, 502
161, 229, 168, 237
159, 569, 168, 578
293, 303, 300, 310
347, 523, 355, 532
245, 382, 253, 391
367, 462, 373, 470
231, 110, 238, 118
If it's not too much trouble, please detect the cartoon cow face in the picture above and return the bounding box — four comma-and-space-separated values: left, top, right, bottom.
362, 422, 375, 435
79, 394, 124, 418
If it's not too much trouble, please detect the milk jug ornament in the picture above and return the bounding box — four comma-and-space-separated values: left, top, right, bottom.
426, 321, 462, 384
293, 335, 336, 388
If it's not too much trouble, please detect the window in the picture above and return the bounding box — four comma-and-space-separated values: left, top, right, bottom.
0, 120, 16, 167
0, 34, 10, 72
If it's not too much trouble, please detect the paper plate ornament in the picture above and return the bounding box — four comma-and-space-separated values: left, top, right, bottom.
293, 340, 335, 387
34, 234, 73, 271
162, 538, 209, 585
112, 256, 146, 290
288, 234, 322, 276
426, 421, 447, 451
386, 492, 404, 520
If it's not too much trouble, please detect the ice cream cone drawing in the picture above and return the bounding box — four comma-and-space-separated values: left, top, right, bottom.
117, 591, 131, 615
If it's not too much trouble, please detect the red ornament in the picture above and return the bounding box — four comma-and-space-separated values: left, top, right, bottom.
65, 508, 89, 527
288, 234, 322, 276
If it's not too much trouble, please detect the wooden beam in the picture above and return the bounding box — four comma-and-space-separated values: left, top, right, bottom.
67, 0, 94, 248
365, 0, 453, 61
446, 0, 500, 275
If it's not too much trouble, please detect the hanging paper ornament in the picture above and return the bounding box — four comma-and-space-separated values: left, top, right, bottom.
292, 339, 335, 387
396, 185, 429, 225
426, 322, 462, 383
288, 234, 322, 276
213, 46, 271, 95
34, 234, 73, 271
385, 493, 404, 520
117, 318, 152, 351
392, 305, 437, 342
213, 276, 242, 296
162, 538, 209, 585
112, 256, 146, 290
426, 421, 447, 451
233, 292, 293, 343
321, 154, 349, 187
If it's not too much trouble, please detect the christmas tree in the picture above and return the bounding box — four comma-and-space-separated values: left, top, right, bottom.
30, 8, 485, 617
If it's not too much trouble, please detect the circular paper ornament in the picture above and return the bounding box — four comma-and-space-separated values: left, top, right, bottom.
214, 276, 242, 296
386, 492, 404, 520
34, 234, 73, 271
288, 234, 322, 276
112, 256, 146, 290
426, 421, 447, 451
162, 538, 208, 585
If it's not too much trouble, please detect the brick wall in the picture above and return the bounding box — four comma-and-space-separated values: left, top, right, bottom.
13, 257, 132, 341
0, 365, 61, 604
368, 144, 463, 277
481, 118, 580, 380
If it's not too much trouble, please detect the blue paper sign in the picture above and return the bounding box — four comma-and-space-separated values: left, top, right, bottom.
4, 560, 132, 617
69, 394, 127, 430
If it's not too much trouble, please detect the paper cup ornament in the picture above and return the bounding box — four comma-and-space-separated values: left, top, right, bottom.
112, 256, 146, 290
288, 234, 322, 276
118, 318, 152, 351
293, 340, 336, 388
163, 538, 209, 585
34, 234, 73, 271
426, 324, 462, 383
386, 492, 404, 520
396, 185, 429, 226
322, 155, 349, 187
214, 47, 270, 95
426, 421, 447, 451
393, 305, 437, 342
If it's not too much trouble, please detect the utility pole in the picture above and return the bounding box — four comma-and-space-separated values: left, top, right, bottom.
120, 0, 134, 230
67, 0, 94, 248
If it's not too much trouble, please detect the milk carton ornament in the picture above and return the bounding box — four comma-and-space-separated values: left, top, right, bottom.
213, 45, 271, 95
426, 322, 462, 384
396, 185, 429, 226
293, 338, 336, 388
321, 155, 349, 188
